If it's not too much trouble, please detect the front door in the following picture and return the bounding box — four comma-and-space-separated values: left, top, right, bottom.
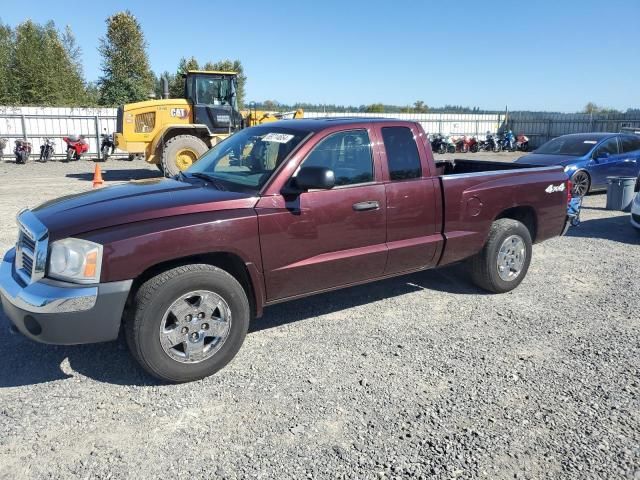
257, 128, 388, 301
590, 137, 622, 188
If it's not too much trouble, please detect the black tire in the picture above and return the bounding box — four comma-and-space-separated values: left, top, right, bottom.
571, 170, 590, 196
461, 144, 469, 153
521, 143, 529, 152
468, 218, 532, 293
19, 151, 28, 164
66, 149, 73, 162
492, 144, 502, 153
101, 146, 110, 162
162, 135, 209, 177
125, 264, 250, 383
447, 144, 456, 154
438, 144, 446, 155
470, 144, 478, 153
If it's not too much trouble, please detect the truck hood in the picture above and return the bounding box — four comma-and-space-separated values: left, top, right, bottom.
515, 153, 580, 167
32, 178, 257, 238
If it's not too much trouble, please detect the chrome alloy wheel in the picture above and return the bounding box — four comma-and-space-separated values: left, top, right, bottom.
496, 235, 526, 282
159, 290, 232, 364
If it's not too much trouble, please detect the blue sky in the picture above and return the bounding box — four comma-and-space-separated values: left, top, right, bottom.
2, 0, 639, 112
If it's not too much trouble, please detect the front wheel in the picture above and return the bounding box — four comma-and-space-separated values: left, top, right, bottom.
101, 147, 110, 162
66, 149, 73, 162
162, 135, 209, 177
468, 219, 532, 293
438, 144, 446, 155
125, 264, 250, 383
470, 144, 478, 153
447, 144, 456, 154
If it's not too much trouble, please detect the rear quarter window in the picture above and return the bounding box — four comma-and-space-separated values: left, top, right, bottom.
620, 135, 640, 153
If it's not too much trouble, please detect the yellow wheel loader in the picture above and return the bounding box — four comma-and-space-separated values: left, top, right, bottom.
114, 70, 303, 176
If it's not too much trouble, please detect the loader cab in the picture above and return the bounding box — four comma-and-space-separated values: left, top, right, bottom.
184, 71, 243, 134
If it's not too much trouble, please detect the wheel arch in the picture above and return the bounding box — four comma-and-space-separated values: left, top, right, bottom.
125, 251, 261, 321
495, 205, 538, 243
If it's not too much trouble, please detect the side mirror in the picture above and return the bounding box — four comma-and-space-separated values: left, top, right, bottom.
284, 166, 335, 194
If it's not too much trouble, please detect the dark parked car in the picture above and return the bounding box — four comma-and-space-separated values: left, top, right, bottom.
516, 133, 640, 196
1, 119, 576, 382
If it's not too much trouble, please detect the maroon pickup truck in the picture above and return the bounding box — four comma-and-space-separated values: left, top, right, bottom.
0, 119, 574, 382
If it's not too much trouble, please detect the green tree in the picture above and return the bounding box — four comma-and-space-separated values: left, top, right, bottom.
98, 11, 154, 106
365, 103, 385, 113
0, 21, 14, 104
166, 56, 199, 98
413, 100, 428, 113
59, 25, 88, 105
12, 20, 54, 104
202, 59, 247, 108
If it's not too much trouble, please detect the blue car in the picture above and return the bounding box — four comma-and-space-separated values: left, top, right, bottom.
515, 133, 640, 196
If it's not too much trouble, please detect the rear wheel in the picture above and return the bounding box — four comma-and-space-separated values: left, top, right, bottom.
66, 149, 73, 162
447, 144, 456, 153
101, 146, 110, 162
470, 144, 478, 153
162, 135, 209, 177
571, 170, 590, 196
125, 264, 250, 383
469, 218, 532, 293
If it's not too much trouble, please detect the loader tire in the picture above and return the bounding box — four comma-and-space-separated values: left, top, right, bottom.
162, 135, 208, 177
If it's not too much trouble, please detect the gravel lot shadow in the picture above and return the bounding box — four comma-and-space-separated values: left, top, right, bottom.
66, 168, 162, 182
0, 264, 481, 387
567, 215, 639, 245
252, 263, 485, 333
0, 315, 159, 388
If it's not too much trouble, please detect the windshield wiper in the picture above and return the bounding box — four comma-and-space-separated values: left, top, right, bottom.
187, 172, 228, 191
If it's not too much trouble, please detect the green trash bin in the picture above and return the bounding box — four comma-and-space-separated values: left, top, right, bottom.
605, 177, 636, 212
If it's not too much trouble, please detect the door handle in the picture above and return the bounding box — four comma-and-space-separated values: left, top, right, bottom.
352, 200, 380, 211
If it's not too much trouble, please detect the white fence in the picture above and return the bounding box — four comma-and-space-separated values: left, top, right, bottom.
1, 106, 639, 159
0, 106, 118, 159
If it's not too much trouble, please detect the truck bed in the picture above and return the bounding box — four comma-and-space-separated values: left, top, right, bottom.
434, 159, 538, 176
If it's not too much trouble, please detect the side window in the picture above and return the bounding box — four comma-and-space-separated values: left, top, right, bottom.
594, 137, 619, 157
620, 135, 640, 153
302, 130, 373, 186
381, 127, 422, 180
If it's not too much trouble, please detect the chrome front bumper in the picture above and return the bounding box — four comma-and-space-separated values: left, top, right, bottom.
0, 248, 132, 345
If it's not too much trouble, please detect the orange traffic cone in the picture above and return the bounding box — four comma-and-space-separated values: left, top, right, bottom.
92, 164, 104, 188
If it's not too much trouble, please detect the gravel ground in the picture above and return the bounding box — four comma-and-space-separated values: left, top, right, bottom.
0, 153, 638, 479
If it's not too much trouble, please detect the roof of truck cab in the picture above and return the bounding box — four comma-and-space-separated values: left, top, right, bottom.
271, 117, 417, 132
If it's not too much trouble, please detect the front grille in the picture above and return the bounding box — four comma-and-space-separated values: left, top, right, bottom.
15, 210, 48, 284
135, 112, 155, 133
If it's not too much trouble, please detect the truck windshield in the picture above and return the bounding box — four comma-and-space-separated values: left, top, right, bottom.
186, 126, 309, 192
534, 136, 600, 156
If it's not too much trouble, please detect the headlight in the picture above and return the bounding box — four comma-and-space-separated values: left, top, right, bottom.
48, 238, 103, 283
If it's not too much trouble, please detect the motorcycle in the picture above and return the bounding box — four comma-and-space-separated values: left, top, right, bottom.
499, 130, 516, 152
443, 135, 456, 154
468, 136, 479, 153
454, 135, 476, 153
39, 137, 55, 162
478, 133, 501, 152
0, 138, 7, 160
14, 139, 32, 164
430, 133, 447, 154
63, 134, 89, 161
100, 129, 115, 161
516, 134, 529, 152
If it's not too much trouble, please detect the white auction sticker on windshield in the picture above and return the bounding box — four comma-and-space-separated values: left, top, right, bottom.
583, 140, 597, 144
262, 133, 295, 143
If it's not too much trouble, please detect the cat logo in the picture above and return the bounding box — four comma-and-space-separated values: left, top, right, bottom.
170, 108, 188, 119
